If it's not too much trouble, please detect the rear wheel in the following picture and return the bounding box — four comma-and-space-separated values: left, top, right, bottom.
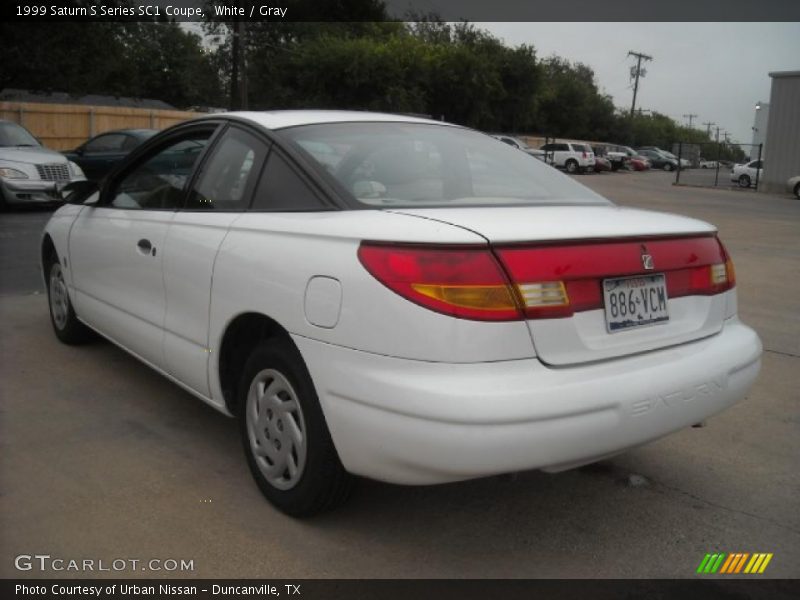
663, 163, 674, 172
238, 338, 352, 517
794, 182, 800, 199
738, 174, 751, 188
565, 159, 579, 174
46, 258, 94, 344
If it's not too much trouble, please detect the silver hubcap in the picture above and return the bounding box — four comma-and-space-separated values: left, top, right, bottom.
49, 263, 69, 330
246, 369, 307, 490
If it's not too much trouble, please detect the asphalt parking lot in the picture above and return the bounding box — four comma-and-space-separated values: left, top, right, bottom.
1, 170, 798, 579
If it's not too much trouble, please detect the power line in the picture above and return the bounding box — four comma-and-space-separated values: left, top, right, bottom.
702, 121, 715, 137
627, 51, 653, 118
683, 113, 698, 128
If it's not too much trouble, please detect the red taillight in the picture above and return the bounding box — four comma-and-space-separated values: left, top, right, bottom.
358, 236, 735, 321
582, 151, 588, 158
357, 243, 522, 321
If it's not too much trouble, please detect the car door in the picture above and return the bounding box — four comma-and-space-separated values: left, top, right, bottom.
553, 143, 570, 167
162, 124, 270, 397
68, 126, 217, 368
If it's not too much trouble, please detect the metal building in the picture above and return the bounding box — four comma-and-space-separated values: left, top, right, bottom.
761, 71, 800, 194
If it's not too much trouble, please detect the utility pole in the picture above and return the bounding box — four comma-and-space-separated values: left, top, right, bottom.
683, 113, 698, 128
702, 121, 715, 138
628, 51, 653, 118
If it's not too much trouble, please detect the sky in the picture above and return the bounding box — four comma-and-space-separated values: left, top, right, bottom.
479, 22, 800, 145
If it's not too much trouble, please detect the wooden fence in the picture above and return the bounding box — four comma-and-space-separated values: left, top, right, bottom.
0, 102, 205, 151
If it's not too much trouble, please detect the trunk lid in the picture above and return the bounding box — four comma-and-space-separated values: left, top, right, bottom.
393, 206, 729, 365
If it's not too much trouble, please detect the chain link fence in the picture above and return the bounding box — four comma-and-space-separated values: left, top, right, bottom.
674, 142, 763, 190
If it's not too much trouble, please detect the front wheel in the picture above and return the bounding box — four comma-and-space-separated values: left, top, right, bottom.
794, 182, 800, 199
239, 338, 352, 517
565, 160, 579, 174
738, 174, 751, 188
46, 258, 94, 344
663, 163, 674, 172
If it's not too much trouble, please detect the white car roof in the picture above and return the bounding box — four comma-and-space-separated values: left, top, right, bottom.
216, 110, 451, 130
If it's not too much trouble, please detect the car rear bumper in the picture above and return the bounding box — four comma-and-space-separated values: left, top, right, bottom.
295, 318, 761, 485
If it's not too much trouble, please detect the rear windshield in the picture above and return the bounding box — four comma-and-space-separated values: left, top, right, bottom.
278, 122, 609, 208
571, 144, 591, 153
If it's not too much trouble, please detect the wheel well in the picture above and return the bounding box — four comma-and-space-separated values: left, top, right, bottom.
41, 234, 58, 268
218, 313, 292, 415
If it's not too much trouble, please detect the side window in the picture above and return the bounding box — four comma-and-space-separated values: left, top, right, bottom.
251, 151, 326, 211
185, 127, 268, 211
556, 143, 570, 152
85, 133, 127, 153
540, 144, 552, 151
109, 131, 212, 210
122, 135, 141, 151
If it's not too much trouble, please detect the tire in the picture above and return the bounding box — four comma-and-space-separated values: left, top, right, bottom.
238, 338, 352, 517
46, 257, 94, 344
662, 163, 674, 172
738, 174, 751, 188
794, 183, 800, 199
565, 159, 579, 174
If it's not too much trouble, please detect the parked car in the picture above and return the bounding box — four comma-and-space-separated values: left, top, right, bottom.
0, 120, 86, 209
730, 160, 763, 188
43, 110, 762, 516
636, 148, 678, 171
63, 129, 157, 181
605, 144, 646, 170
661, 150, 691, 169
593, 156, 612, 172
493, 135, 547, 161
699, 159, 719, 169
539, 141, 596, 173
593, 146, 626, 171
787, 175, 800, 199
638, 147, 689, 168
628, 156, 650, 171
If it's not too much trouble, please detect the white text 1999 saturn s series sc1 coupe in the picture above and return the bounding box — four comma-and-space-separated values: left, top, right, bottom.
42, 111, 762, 516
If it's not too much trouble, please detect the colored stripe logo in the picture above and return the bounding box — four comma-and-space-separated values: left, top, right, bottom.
696, 552, 773, 574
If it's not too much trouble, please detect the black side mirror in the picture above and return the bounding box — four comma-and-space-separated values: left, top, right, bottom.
60, 180, 99, 204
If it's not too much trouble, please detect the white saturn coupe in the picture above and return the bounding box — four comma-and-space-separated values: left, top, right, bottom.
42, 111, 762, 516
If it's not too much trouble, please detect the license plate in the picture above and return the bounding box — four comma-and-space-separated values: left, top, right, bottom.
603, 274, 669, 332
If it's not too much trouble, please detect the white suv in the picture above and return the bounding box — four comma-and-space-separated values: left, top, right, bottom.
539, 141, 596, 173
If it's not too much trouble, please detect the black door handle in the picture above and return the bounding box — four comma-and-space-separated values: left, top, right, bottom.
137, 239, 156, 256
